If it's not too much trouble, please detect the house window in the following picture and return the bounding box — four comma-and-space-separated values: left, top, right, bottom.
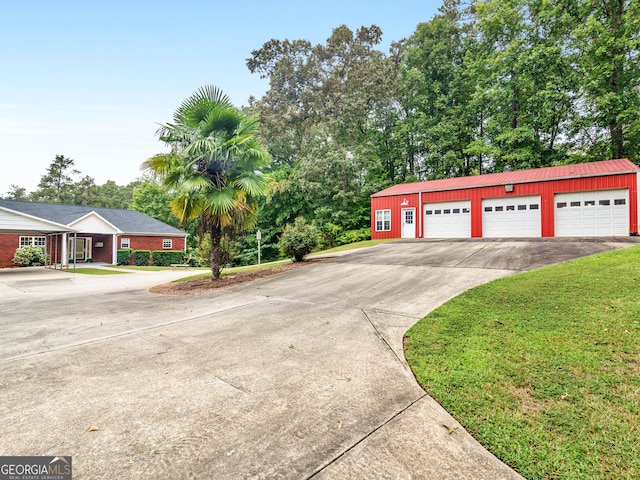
162, 239, 173, 249
375, 210, 391, 231
120, 238, 130, 249
19, 236, 46, 249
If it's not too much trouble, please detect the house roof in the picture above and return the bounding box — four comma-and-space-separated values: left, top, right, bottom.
0, 200, 186, 236
372, 159, 640, 197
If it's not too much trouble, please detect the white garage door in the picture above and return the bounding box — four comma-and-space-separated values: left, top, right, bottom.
424, 200, 471, 238
555, 190, 629, 236
482, 196, 541, 237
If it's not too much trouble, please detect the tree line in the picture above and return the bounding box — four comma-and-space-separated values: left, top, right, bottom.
3, 0, 638, 265
247, 0, 638, 257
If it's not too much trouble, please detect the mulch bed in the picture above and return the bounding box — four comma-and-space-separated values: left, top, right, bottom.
149, 258, 325, 296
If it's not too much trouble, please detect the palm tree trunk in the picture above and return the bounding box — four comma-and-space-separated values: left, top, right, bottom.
209, 222, 222, 280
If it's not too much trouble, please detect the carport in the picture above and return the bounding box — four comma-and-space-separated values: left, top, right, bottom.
0, 205, 75, 268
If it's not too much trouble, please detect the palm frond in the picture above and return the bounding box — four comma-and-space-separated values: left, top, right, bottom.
176, 85, 233, 125
202, 186, 237, 216
181, 173, 213, 192
169, 193, 204, 224
203, 108, 243, 138
141, 152, 177, 175
234, 173, 269, 197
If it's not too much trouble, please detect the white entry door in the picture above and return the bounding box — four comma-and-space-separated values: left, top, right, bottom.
401, 208, 416, 238
68, 237, 92, 261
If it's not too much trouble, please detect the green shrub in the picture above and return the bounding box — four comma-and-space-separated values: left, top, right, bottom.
151, 250, 185, 266
133, 250, 151, 266
195, 234, 237, 268
117, 248, 132, 265
336, 227, 371, 245
195, 234, 212, 267
12, 246, 48, 267
279, 217, 321, 262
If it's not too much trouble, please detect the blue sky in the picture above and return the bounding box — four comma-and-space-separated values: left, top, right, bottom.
0, 0, 440, 195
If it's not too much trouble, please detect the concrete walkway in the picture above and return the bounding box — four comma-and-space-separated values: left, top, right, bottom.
0, 238, 637, 479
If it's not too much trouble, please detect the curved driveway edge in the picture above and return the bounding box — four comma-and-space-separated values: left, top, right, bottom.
0, 239, 637, 479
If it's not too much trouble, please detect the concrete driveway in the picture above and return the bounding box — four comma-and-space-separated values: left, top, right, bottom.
0, 238, 637, 479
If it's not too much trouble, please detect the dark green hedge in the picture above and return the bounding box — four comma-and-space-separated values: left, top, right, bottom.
117, 248, 132, 265
151, 250, 184, 266
133, 250, 150, 266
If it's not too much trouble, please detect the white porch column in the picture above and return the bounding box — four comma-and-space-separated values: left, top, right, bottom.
112, 234, 118, 265
61, 233, 68, 266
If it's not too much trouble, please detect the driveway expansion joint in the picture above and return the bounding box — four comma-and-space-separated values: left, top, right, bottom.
360, 309, 407, 367
305, 393, 427, 479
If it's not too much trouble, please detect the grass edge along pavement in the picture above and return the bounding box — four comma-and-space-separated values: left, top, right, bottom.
404, 245, 640, 480
171, 239, 395, 283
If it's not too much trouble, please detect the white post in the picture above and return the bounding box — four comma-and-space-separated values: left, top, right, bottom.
256, 230, 262, 265
61, 233, 68, 267
112, 234, 118, 265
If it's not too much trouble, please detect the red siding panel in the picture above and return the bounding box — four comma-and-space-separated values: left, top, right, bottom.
371, 194, 420, 239
371, 171, 638, 239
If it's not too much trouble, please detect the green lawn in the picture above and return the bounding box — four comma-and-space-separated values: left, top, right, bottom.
404, 245, 640, 479
72, 267, 129, 275
106, 265, 203, 271
174, 239, 394, 282
309, 238, 395, 255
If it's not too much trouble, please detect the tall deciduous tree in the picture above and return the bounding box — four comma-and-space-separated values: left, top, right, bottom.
248, 25, 400, 240
142, 85, 271, 279
574, 0, 640, 161
399, 0, 475, 179
33, 154, 79, 203
3, 185, 29, 200
131, 181, 179, 228
468, 0, 579, 171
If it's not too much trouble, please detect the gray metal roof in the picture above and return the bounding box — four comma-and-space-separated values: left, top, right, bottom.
0, 200, 186, 235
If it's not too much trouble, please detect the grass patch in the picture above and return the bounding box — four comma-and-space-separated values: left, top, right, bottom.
174, 260, 292, 282
72, 267, 129, 275
310, 239, 394, 256
107, 265, 207, 272
174, 240, 393, 282
404, 245, 640, 479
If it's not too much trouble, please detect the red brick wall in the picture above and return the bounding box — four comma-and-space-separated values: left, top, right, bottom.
89, 234, 114, 263
119, 235, 186, 252
0, 234, 19, 268
0, 234, 186, 268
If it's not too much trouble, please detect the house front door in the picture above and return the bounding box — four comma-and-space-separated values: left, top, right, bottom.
68, 237, 92, 262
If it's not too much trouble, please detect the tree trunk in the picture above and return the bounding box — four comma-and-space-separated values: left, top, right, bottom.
209, 222, 222, 280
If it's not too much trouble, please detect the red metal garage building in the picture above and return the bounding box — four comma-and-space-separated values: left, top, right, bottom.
371, 159, 640, 239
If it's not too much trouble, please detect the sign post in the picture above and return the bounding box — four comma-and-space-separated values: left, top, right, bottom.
256, 230, 262, 265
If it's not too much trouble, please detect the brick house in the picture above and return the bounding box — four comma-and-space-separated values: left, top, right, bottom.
0, 200, 188, 268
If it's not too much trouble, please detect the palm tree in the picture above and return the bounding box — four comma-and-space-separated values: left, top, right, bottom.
142, 85, 271, 279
